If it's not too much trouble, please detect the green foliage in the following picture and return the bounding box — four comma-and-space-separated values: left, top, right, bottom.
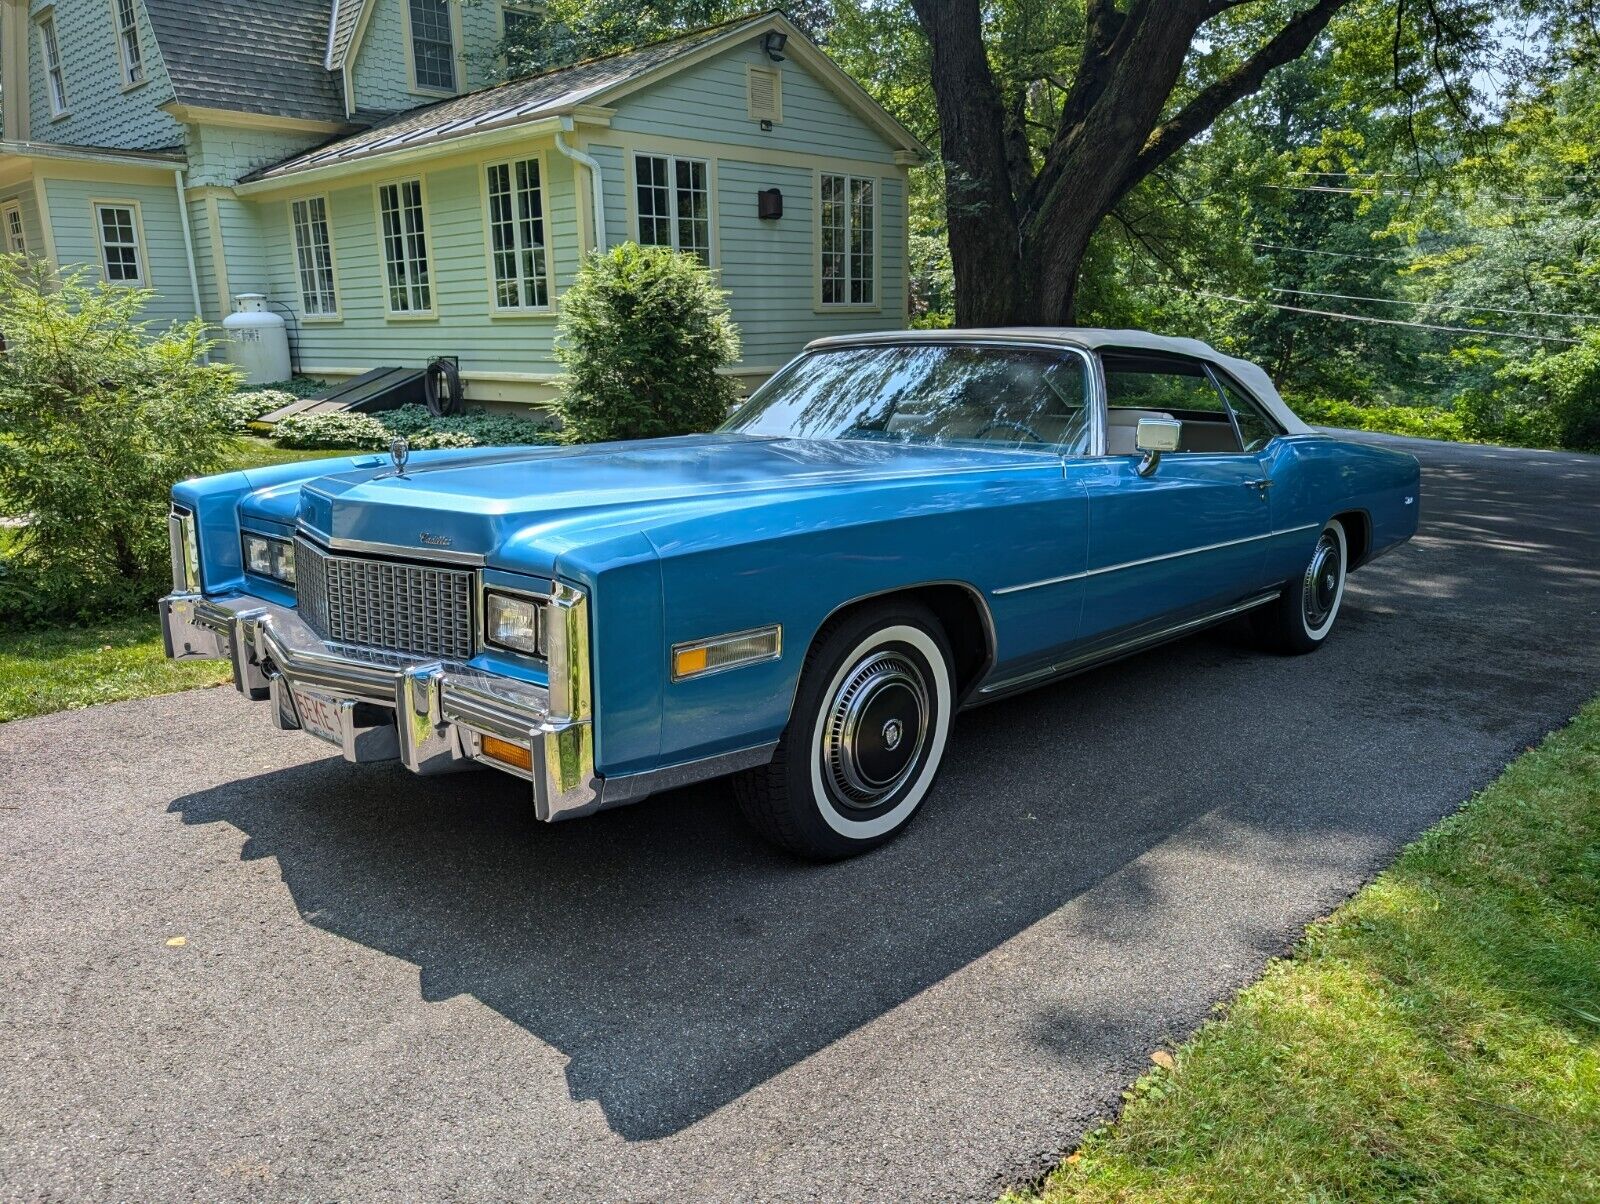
1488, 329, 1600, 453
0, 262, 240, 625
272, 404, 559, 451
1013, 696, 1600, 1204
1290, 396, 1467, 443
554, 243, 740, 442
221, 388, 296, 432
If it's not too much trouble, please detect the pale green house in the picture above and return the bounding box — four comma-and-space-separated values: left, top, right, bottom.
0, 3, 923, 402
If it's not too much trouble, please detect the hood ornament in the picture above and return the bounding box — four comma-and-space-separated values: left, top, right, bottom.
388, 436, 410, 477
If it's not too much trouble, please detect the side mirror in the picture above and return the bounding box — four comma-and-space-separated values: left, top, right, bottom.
1134, 417, 1182, 476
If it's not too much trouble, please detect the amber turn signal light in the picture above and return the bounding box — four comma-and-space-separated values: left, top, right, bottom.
479, 735, 533, 771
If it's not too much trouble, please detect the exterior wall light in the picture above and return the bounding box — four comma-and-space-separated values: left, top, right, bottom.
762, 31, 787, 61
758, 188, 783, 220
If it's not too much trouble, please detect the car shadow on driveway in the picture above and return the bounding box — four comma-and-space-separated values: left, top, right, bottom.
165, 590, 1493, 1145
167, 632, 1280, 1142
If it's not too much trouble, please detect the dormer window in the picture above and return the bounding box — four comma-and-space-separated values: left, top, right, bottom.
408, 0, 456, 93
115, 0, 145, 87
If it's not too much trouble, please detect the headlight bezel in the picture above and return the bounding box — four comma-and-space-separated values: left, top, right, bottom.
482, 587, 546, 658
241, 532, 297, 585
169, 505, 201, 593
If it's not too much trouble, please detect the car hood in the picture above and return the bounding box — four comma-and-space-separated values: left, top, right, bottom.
239, 434, 1059, 562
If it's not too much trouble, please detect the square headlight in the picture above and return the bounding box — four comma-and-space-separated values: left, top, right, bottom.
485, 590, 542, 656
244, 534, 273, 576
243, 533, 296, 584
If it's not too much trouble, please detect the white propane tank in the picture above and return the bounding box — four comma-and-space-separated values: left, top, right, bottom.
221, 293, 290, 385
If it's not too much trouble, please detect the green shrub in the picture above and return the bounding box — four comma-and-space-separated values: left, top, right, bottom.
1498, 329, 1600, 453
0, 262, 240, 624
273, 410, 390, 449
1290, 396, 1467, 443
554, 243, 740, 442
221, 388, 296, 432
272, 404, 558, 451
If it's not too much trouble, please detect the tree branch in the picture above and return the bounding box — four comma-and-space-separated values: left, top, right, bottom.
1133, 0, 1356, 182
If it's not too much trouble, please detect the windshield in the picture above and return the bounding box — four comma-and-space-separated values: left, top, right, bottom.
723, 343, 1091, 453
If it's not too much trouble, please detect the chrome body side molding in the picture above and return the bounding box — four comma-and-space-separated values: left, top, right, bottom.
993, 524, 1321, 596
972, 589, 1281, 702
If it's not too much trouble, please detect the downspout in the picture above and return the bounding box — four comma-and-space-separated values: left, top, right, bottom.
553, 118, 606, 253
171, 163, 204, 334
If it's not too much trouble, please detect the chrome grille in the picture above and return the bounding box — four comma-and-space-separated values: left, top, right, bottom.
294, 537, 474, 660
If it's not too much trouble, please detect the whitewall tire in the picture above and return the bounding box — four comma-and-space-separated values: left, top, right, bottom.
735, 603, 955, 860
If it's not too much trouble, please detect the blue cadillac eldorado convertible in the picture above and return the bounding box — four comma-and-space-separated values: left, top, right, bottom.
162, 329, 1420, 858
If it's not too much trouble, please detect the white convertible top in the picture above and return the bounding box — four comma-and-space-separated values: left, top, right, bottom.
805, 327, 1313, 436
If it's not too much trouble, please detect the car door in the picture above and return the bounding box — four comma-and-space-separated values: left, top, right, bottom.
1073, 350, 1273, 646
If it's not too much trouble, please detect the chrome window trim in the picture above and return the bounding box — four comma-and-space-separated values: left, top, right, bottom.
992, 522, 1321, 595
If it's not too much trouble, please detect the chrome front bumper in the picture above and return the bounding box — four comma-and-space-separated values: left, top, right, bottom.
160, 592, 601, 821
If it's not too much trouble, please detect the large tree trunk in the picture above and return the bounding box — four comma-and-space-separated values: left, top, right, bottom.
910, 0, 1031, 325
911, 0, 1357, 328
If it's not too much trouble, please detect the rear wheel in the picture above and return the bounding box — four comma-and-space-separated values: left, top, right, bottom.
1254, 518, 1348, 654
735, 603, 954, 860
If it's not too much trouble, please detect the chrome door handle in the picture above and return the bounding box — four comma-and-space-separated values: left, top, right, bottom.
1244, 479, 1273, 492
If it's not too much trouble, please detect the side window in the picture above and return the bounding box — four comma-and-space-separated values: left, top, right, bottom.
1212, 370, 1284, 452
1100, 351, 1243, 454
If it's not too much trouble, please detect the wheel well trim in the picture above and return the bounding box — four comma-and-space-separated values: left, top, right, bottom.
1329, 507, 1373, 568
780, 580, 998, 730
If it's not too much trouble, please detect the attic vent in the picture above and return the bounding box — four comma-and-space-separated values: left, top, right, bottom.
747, 65, 782, 123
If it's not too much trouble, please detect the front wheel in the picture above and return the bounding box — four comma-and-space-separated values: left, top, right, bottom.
734, 603, 954, 860
1254, 518, 1348, 654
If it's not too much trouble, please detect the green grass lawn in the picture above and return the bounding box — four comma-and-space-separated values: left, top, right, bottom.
1008, 698, 1600, 1203
0, 614, 230, 722
1, 436, 365, 724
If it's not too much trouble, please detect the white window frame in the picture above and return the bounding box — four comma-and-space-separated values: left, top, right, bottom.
375, 177, 435, 318
289, 195, 340, 320
815, 171, 879, 310
482, 154, 555, 314
630, 152, 715, 266
745, 64, 782, 123
2, 202, 27, 255
38, 13, 68, 117
112, 0, 145, 88
499, 0, 540, 40
92, 200, 145, 288
404, 0, 459, 95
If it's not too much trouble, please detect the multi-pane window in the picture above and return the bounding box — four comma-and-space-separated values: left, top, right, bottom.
2, 204, 26, 255
377, 180, 432, 313
94, 204, 142, 285
820, 173, 875, 306
39, 15, 67, 115
634, 154, 710, 264
502, 2, 539, 42
290, 197, 338, 316
115, 0, 144, 85
408, 0, 456, 91
486, 158, 550, 309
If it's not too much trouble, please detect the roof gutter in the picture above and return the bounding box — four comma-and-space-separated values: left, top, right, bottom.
233, 116, 566, 195
553, 118, 606, 254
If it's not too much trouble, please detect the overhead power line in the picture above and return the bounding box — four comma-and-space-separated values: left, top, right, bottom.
1260, 285, 1600, 324
1251, 242, 1416, 263
1183, 289, 1580, 344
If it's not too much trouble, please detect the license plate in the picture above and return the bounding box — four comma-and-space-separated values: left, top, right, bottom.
291, 686, 345, 748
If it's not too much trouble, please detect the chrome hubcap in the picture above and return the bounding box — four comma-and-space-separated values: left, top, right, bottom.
824, 650, 930, 809
1302, 532, 1342, 630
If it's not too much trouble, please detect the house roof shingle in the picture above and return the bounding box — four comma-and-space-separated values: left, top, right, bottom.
243, 12, 856, 184
326, 0, 367, 69
144, 0, 347, 125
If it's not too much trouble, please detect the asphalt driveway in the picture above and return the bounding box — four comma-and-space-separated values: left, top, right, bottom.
2, 433, 1597, 1202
